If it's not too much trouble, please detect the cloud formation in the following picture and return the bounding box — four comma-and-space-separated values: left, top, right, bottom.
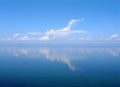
12, 33, 20, 38
19, 36, 30, 41
11, 32, 41, 41
107, 34, 120, 41
40, 18, 86, 41
0, 18, 86, 42
38, 36, 50, 41
0, 18, 120, 43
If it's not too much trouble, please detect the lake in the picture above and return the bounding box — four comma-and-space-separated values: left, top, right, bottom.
0, 45, 120, 87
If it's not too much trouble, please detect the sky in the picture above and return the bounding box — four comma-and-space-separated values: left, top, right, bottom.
0, 0, 120, 44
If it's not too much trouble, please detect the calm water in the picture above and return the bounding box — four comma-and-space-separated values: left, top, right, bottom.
0, 46, 120, 87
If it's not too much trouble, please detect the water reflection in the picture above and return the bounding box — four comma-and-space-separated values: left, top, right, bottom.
106, 48, 120, 56
0, 46, 120, 71
38, 48, 76, 71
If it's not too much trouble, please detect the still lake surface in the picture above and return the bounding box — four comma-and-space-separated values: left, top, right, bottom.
0, 45, 120, 87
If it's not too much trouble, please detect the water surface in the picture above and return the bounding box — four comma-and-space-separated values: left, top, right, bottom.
0, 46, 120, 87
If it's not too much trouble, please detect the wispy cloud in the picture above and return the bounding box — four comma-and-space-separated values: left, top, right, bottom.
12, 33, 20, 38
38, 36, 50, 41
0, 18, 86, 42
106, 34, 120, 41
8, 32, 41, 41
19, 36, 30, 41
40, 18, 86, 41
1, 18, 119, 43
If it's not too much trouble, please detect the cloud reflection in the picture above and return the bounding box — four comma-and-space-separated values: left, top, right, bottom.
0, 46, 120, 71
39, 48, 76, 71
106, 48, 120, 56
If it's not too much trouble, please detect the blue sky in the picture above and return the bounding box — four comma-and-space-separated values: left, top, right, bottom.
0, 0, 120, 43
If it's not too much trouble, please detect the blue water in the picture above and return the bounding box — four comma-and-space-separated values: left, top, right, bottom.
0, 46, 120, 87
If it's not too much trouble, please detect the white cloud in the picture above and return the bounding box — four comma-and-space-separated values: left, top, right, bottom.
38, 36, 50, 41
10, 32, 41, 41
0, 18, 87, 42
1, 18, 120, 43
12, 33, 20, 38
107, 34, 120, 41
19, 36, 30, 41
61, 19, 79, 31
40, 18, 86, 41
